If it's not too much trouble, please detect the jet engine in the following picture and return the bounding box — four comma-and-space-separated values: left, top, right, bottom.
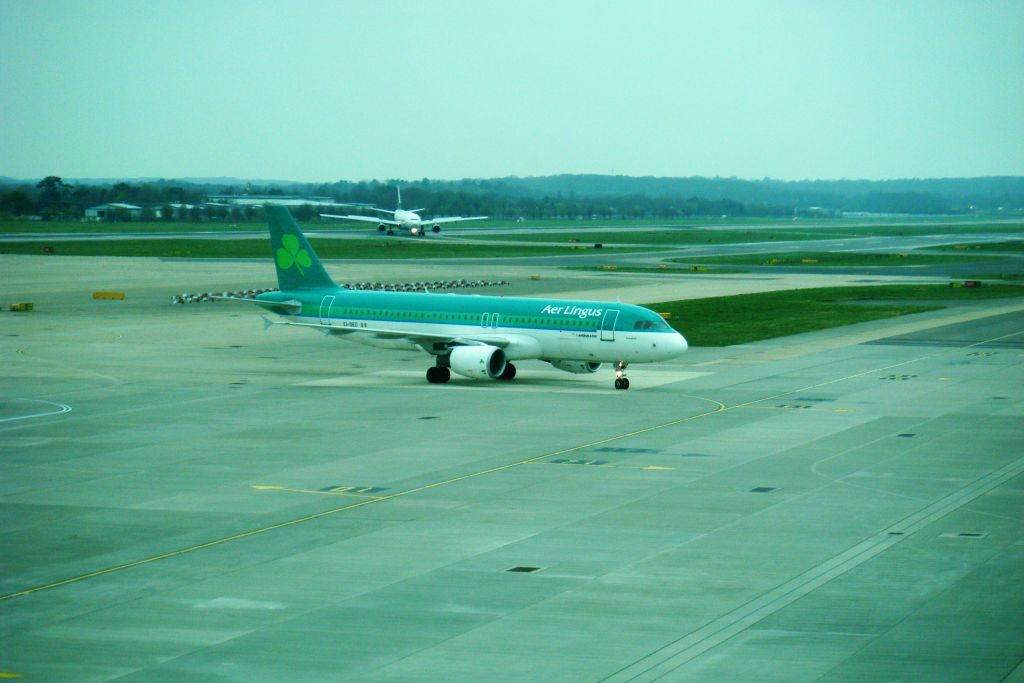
377, 224, 387, 232
449, 345, 507, 380
431, 224, 441, 233
548, 360, 602, 374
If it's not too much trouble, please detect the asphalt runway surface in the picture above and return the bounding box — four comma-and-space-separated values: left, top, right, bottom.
2, 247, 1022, 681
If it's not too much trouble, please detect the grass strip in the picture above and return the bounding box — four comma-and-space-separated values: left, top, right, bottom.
568, 265, 748, 274
672, 251, 1000, 267
462, 229, 842, 245
0, 237, 639, 260
0, 217, 831, 234
646, 284, 1024, 346
941, 240, 1024, 253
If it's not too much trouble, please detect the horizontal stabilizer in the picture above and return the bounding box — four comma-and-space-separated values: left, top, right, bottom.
214, 295, 299, 310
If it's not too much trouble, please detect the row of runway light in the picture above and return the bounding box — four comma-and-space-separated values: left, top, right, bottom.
171, 279, 510, 304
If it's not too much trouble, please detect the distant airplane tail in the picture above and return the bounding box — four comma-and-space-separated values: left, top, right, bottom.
265, 205, 339, 291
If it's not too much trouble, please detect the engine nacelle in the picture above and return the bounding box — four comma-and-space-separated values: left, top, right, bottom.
431, 224, 441, 233
449, 345, 507, 380
549, 360, 602, 374
377, 224, 387, 232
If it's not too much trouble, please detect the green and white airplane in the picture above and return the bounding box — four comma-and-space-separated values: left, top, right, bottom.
250, 206, 687, 389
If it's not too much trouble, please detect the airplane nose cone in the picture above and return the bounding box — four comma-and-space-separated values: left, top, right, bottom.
654, 331, 688, 359
674, 332, 688, 354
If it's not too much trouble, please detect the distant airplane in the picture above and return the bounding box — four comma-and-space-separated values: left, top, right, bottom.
320, 186, 487, 236
246, 206, 687, 389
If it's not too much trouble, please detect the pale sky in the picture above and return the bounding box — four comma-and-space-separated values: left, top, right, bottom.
1, 0, 1022, 182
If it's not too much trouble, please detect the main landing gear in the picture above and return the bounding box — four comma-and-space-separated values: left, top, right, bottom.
426, 365, 450, 383
613, 361, 630, 390
425, 359, 517, 383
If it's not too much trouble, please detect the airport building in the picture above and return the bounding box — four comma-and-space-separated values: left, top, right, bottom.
83, 202, 147, 221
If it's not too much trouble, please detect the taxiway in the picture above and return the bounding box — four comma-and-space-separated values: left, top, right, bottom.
1, 251, 1022, 681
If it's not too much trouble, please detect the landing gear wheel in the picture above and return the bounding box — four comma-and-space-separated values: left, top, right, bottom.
387, 228, 395, 236
614, 361, 629, 390
426, 366, 451, 384
498, 363, 516, 380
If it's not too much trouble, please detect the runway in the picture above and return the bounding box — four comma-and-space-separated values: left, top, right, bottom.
1, 253, 1022, 681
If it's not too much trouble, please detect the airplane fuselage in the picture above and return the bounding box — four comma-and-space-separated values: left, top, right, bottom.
256, 288, 687, 364
392, 209, 424, 233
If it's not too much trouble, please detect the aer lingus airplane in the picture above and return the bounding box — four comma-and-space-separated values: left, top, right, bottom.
250, 205, 687, 389
320, 186, 486, 236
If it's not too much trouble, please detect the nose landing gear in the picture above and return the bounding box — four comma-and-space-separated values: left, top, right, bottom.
613, 361, 630, 390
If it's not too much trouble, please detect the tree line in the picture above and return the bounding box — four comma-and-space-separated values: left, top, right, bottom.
2, 174, 1020, 221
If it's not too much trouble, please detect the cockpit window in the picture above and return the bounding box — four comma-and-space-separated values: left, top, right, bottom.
634, 318, 672, 330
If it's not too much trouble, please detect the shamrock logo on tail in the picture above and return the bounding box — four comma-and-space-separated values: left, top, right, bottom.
276, 234, 312, 276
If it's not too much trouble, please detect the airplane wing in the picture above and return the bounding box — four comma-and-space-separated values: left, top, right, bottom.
424, 216, 489, 225
320, 213, 401, 226
265, 317, 512, 348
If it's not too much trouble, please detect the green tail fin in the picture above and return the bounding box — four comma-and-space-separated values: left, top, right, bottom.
265, 205, 339, 291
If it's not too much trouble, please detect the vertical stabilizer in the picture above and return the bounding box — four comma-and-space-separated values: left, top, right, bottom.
265, 205, 339, 291
396, 185, 402, 210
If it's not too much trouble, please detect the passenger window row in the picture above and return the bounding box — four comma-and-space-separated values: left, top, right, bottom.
332, 309, 601, 329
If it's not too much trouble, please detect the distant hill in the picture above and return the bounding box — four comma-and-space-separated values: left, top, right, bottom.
0, 176, 303, 187
3, 173, 1022, 216
451, 174, 1024, 210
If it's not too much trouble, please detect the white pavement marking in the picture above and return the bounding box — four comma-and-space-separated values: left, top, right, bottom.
603, 452, 1024, 682
0, 399, 72, 423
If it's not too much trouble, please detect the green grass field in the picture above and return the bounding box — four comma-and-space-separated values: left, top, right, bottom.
0, 219, 369, 235
0, 237, 642, 260
671, 251, 1001, 267
804, 222, 1024, 238
942, 240, 1024, 252
569, 265, 748, 274
4, 216, 1019, 237
461, 228, 846, 245
962, 273, 1024, 281
0, 216, 813, 234
647, 284, 1024, 346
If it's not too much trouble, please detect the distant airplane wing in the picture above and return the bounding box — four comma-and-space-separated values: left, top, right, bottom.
424, 216, 488, 225
320, 213, 401, 226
